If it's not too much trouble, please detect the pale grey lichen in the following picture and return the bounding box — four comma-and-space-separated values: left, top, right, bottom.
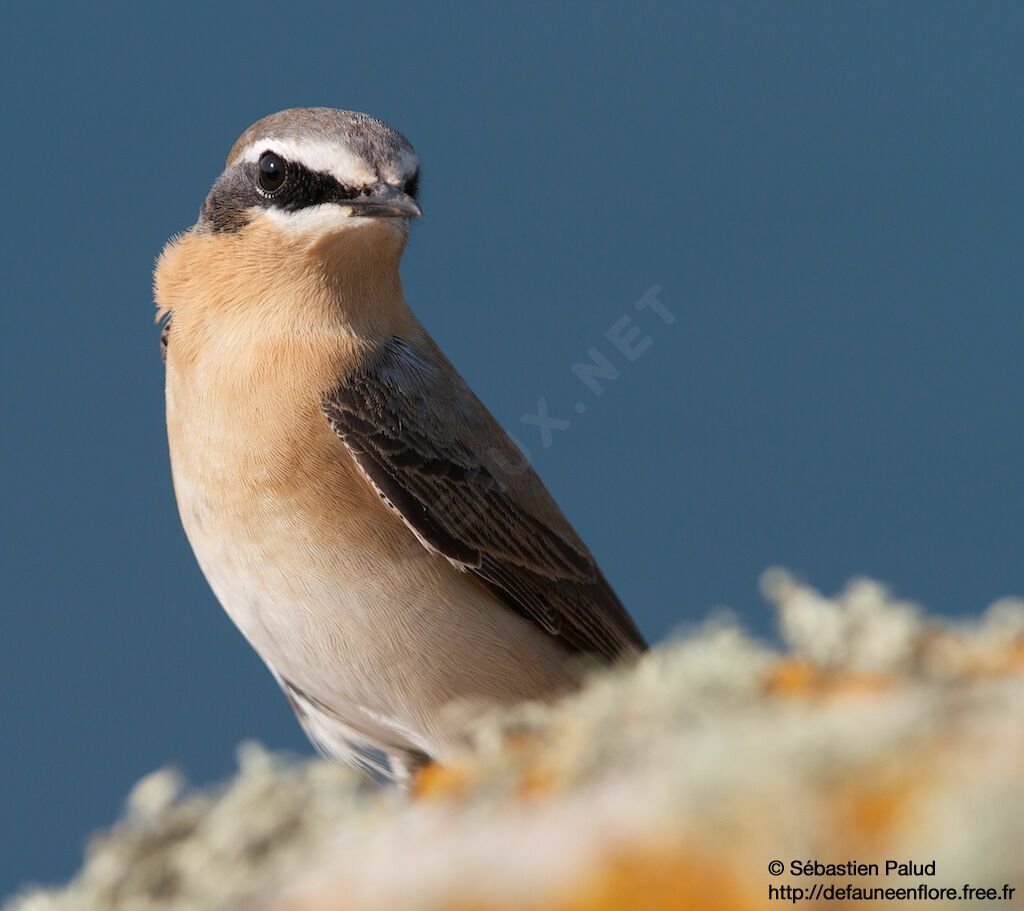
8, 574, 1024, 911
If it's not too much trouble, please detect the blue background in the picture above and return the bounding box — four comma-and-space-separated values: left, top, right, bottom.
2, 2, 1021, 898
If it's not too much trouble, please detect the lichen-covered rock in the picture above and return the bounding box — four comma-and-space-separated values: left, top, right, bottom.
8, 572, 1024, 910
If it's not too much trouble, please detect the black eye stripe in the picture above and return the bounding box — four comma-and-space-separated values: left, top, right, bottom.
404, 168, 420, 199
200, 158, 394, 233
255, 158, 366, 209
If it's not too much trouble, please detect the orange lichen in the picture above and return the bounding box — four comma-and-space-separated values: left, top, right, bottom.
763, 659, 892, 702
551, 845, 757, 911
412, 759, 477, 802
830, 772, 926, 844
763, 658, 820, 694
282, 845, 762, 911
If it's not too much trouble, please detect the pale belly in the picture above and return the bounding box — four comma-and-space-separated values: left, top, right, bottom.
169, 450, 575, 760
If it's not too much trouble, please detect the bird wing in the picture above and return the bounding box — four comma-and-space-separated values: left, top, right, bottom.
320, 336, 646, 660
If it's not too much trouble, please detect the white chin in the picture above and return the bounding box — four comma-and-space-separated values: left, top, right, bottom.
262, 205, 408, 239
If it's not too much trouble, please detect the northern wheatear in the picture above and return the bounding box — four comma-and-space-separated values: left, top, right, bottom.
155, 108, 646, 783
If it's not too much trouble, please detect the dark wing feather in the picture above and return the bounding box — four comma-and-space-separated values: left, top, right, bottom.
160, 318, 171, 363
321, 337, 646, 659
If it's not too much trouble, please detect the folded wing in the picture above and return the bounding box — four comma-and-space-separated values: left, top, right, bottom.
321, 336, 646, 660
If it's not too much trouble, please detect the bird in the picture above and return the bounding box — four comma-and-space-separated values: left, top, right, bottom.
155, 107, 646, 784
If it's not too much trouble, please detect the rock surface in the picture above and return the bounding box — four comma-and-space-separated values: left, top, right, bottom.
8, 571, 1024, 910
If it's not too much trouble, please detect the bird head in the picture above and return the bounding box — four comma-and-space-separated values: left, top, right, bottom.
198, 108, 422, 242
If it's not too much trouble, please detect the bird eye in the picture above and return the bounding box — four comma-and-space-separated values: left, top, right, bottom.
257, 151, 287, 192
